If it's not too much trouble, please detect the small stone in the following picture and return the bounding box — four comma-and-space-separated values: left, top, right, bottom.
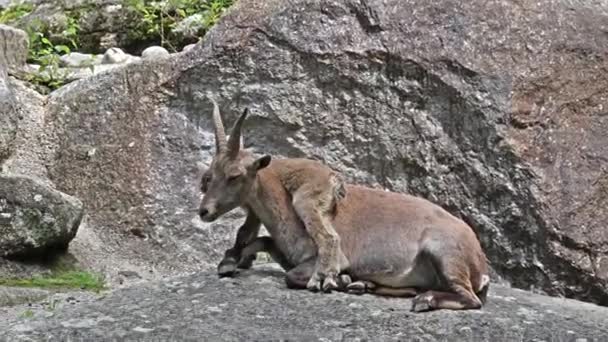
459, 327, 473, 336
182, 44, 196, 52
133, 326, 155, 333
60, 318, 97, 328
59, 52, 100, 68
348, 302, 363, 309
141, 46, 170, 60
102, 48, 129, 64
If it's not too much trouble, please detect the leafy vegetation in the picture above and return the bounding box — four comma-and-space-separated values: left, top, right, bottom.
1, 0, 236, 93
23, 16, 82, 92
125, 0, 235, 51
0, 1, 83, 93
0, 270, 106, 292
0, 3, 32, 24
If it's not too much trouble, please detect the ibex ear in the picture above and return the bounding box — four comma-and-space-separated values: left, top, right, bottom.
247, 155, 271, 173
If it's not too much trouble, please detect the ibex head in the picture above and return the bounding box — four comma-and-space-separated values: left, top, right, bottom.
198, 98, 271, 222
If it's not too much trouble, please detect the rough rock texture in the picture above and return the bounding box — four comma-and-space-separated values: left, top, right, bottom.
1, 77, 52, 182
0, 175, 84, 257
0, 65, 18, 164
1, 267, 607, 341
0, 286, 51, 307
2, 0, 608, 307
0, 24, 28, 73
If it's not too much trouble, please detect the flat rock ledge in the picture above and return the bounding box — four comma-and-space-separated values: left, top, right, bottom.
1, 265, 607, 341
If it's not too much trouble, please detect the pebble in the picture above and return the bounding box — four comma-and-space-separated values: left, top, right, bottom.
133, 326, 155, 333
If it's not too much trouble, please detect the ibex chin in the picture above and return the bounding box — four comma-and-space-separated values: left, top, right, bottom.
199, 100, 490, 312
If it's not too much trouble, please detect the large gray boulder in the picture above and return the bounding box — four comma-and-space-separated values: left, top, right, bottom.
0, 175, 83, 257
0, 268, 607, 340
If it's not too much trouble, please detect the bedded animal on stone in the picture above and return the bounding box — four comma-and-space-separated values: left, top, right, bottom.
198, 99, 490, 312
199, 97, 349, 292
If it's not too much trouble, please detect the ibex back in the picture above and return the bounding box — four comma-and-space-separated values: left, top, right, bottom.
199, 100, 490, 312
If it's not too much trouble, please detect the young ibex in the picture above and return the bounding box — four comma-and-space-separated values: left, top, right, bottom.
200, 98, 350, 292
199, 100, 490, 312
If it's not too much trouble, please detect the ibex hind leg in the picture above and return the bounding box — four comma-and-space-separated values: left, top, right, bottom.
293, 185, 349, 293
410, 250, 482, 312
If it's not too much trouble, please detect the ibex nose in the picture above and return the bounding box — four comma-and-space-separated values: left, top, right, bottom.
199, 208, 209, 219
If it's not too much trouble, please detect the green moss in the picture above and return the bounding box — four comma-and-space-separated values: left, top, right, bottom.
19, 309, 34, 319
1, 254, 105, 292
0, 270, 106, 292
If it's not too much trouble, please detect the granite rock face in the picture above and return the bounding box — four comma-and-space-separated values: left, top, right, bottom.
0, 267, 607, 341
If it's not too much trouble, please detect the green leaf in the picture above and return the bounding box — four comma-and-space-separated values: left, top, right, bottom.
54, 45, 71, 54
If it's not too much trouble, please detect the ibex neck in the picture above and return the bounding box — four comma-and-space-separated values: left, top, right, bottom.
245, 170, 280, 227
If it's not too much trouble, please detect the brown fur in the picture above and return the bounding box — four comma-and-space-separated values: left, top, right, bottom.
199, 99, 490, 312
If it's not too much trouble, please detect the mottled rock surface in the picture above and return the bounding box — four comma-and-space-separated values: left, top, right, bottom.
0, 175, 84, 257
0, 65, 18, 164
0, 267, 607, 341
0, 24, 28, 72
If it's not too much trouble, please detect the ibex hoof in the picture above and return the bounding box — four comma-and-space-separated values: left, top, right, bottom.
411, 293, 435, 312
346, 280, 375, 295
338, 274, 352, 288
306, 272, 339, 293
217, 259, 238, 278
322, 277, 339, 293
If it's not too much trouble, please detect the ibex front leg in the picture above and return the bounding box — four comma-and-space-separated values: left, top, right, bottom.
217, 211, 261, 277
292, 183, 350, 293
